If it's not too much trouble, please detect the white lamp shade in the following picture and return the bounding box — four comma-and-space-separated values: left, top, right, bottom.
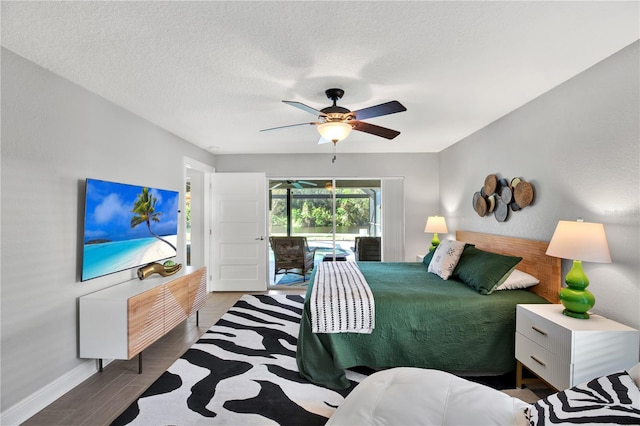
424, 216, 448, 234
317, 122, 352, 142
545, 220, 612, 263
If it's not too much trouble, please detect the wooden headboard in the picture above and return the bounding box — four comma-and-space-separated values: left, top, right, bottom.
456, 231, 561, 304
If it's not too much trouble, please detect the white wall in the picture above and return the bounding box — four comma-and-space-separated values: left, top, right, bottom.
440, 42, 640, 330
212, 153, 441, 261
0, 48, 215, 420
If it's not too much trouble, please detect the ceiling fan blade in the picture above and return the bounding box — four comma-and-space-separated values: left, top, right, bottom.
352, 100, 407, 120
270, 182, 283, 190
351, 121, 401, 140
283, 101, 327, 117
260, 122, 317, 132
292, 182, 303, 189
298, 180, 318, 187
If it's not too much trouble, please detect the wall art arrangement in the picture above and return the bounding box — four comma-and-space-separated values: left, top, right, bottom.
472, 174, 534, 222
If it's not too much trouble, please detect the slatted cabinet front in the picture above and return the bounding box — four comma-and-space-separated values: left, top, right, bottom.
80, 267, 207, 362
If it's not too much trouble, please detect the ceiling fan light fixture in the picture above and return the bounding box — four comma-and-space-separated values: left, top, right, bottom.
317, 121, 352, 143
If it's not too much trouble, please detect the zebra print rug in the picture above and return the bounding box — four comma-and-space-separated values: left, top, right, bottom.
111, 294, 368, 426
526, 370, 640, 424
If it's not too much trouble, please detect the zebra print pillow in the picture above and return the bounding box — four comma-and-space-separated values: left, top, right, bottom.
526, 371, 640, 425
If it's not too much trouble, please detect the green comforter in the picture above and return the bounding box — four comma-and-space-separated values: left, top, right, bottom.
296, 262, 547, 389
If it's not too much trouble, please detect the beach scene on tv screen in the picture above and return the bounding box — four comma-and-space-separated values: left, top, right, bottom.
82, 179, 179, 281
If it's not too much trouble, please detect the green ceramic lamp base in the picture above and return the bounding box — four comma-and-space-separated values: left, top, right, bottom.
429, 233, 441, 252
561, 308, 591, 319
559, 260, 595, 319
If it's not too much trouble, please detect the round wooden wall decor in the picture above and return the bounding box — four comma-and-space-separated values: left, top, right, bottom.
472, 174, 535, 221
514, 181, 534, 208
475, 196, 487, 217
472, 191, 482, 213
484, 174, 498, 195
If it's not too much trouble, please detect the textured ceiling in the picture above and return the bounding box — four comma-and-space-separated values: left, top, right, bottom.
2, 1, 638, 154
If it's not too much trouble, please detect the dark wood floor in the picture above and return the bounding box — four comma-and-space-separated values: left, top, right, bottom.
23, 288, 305, 426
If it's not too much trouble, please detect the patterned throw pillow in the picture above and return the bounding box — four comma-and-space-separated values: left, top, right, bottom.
427, 240, 466, 280
526, 371, 640, 425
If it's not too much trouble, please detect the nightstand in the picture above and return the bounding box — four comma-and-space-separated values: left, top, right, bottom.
515, 304, 639, 391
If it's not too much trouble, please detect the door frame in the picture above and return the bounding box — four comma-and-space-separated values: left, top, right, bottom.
183, 157, 214, 290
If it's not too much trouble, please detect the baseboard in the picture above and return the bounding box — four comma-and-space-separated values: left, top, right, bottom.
1, 358, 109, 426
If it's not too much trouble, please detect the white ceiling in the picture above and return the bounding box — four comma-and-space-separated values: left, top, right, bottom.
2, 1, 638, 155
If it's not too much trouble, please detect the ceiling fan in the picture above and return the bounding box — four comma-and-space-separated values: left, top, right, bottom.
270, 180, 318, 190
260, 88, 407, 146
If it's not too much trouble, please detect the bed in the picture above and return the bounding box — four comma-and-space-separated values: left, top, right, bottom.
296, 231, 562, 389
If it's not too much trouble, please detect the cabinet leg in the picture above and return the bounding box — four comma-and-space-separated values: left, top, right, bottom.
98, 359, 103, 372
516, 360, 523, 389
138, 353, 142, 374
196, 310, 199, 327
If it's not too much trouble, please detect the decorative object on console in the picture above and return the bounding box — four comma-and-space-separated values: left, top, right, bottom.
545, 219, 611, 319
424, 215, 448, 251
137, 261, 183, 280
472, 174, 534, 221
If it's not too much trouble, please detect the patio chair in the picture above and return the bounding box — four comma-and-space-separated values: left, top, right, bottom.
269, 236, 317, 282
354, 237, 381, 261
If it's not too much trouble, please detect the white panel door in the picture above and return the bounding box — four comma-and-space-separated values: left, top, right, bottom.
210, 173, 267, 291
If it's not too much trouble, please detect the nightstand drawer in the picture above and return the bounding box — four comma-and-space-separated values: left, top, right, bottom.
516, 333, 570, 391
516, 305, 571, 360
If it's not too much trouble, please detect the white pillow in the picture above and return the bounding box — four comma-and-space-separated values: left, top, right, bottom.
428, 240, 466, 280
495, 269, 539, 290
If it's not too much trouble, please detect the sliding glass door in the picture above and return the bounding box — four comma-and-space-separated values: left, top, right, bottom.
268, 178, 381, 284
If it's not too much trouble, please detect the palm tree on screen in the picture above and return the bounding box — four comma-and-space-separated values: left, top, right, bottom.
130, 187, 177, 251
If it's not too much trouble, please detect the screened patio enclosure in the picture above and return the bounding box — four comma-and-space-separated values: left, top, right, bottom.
268, 178, 381, 284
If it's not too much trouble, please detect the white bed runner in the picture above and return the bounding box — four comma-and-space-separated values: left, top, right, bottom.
310, 260, 375, 334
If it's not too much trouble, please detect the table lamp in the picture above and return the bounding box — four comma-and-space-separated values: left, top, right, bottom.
545, 219, 611, 319
424, 216, 448, 252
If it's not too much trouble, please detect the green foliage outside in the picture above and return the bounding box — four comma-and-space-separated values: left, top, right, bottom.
270, 188, 372, 232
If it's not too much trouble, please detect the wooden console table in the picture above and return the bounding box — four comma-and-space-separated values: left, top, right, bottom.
79, 266, 207, 373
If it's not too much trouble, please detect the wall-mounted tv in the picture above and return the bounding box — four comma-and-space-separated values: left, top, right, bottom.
81, 178, 179, 281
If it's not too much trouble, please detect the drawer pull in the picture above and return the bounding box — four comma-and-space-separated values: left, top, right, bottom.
530, 355, 546, 367
531, 326, 548, 336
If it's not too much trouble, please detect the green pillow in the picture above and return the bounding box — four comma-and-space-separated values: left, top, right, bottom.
422, 249, 436, 268
453, 246, 522, 294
